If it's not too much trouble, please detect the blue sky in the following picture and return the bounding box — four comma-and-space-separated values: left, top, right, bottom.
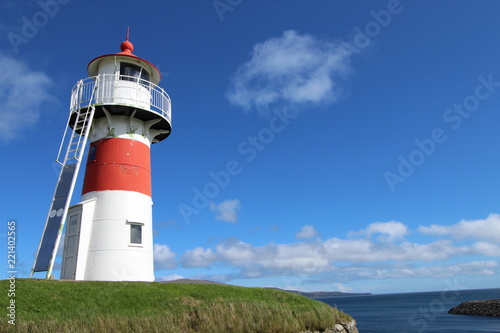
1, 0, 500, 294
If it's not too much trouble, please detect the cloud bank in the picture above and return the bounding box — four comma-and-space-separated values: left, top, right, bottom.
156, 215, 500, 284
418, 213, 500, 242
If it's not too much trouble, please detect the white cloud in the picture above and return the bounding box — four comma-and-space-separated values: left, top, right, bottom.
210, 199, 241, 223
181, 247, 217, 268
351, 221, 409, 241
227, 30, 353, 113
192, 273, 237, 283
418, 214, 500, 242
322, 238, 467, 263
157, 274, 185, 282
216, 239, 257, 265
0, 54, 54, 143
332, 282, 354, 293
470, 241, 500, 257
296, 225, 319, 239
153, 244, 177, 270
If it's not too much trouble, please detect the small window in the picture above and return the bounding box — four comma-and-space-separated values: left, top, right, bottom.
68, 213, 80, 234
88, 145, 97, 163
130, 224, 142, 244
120, 63, 150, 86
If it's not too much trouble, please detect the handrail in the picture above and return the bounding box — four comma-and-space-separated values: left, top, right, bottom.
69, 74, 171, 123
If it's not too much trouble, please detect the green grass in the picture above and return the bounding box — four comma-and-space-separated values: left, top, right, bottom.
0, 279, 352, 333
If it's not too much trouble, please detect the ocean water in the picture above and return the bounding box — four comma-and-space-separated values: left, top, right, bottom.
319, 288, 500, 333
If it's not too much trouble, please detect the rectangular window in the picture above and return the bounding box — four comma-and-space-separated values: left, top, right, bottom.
130, 224, 142, 244
88, 145, 97, 163
120, 62, 150, 86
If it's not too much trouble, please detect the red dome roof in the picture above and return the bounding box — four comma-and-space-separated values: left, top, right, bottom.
120, 39, 134, 54
87, 33, 162, 84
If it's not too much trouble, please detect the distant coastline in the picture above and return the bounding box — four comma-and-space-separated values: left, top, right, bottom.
163, 279, 372, 298
270, 288, 372, 298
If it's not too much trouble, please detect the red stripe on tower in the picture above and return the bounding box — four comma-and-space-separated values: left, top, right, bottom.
82, 138, 152, 196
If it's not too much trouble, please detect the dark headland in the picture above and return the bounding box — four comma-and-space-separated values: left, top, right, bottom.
448, 299, 500, 317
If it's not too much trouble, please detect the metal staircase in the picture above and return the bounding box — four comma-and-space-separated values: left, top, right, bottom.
31, 82, 96, 279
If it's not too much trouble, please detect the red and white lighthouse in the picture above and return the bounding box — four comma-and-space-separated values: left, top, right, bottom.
31, 33, 171, 281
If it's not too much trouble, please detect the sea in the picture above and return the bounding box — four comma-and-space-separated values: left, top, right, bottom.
318, 288, 500, 333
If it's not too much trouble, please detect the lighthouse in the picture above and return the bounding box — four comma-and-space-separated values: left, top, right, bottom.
31, 32, 171, 281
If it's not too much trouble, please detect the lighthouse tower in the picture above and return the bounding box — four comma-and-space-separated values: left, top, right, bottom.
31, 33, 171, 281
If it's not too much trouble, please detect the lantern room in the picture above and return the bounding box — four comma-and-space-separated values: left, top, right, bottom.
69, 36, 171, 143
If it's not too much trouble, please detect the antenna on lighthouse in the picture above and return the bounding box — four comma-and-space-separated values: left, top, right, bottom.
31, 33, 172, 281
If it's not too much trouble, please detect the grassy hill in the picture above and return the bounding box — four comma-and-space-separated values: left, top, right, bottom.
0, 279, 352, 333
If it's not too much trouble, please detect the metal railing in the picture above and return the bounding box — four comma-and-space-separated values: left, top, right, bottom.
69, 74, 172, 123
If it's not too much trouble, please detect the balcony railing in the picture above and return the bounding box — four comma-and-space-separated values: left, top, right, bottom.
70, 74, 171, 123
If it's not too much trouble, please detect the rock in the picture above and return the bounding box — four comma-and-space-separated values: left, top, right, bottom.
333, 323, 346, 332
448, 299, 500, 317
299, 319, 358, 333
344, 319, 359, 333
299, 318, 358, 333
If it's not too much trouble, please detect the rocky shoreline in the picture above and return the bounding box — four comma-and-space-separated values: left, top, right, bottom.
300, 319, 359, 333
448, 299, 500, 317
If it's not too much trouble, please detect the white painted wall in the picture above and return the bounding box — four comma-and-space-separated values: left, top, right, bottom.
80, 190, 154, 281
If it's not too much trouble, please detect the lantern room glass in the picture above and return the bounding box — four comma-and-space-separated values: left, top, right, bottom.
120, 63, 150, 86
